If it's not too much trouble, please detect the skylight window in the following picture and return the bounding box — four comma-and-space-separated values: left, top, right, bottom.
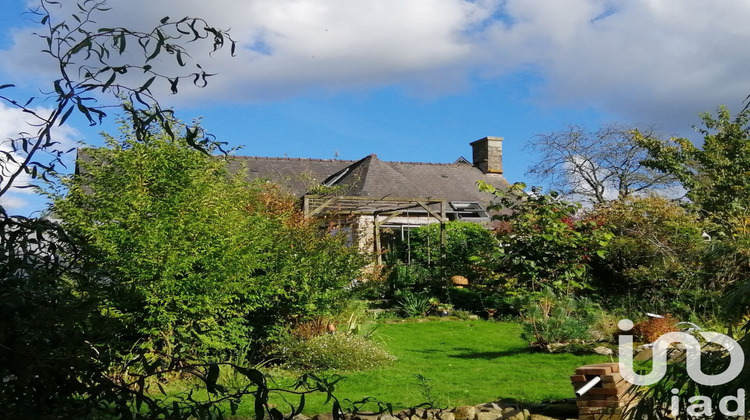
449, 201, 489, 221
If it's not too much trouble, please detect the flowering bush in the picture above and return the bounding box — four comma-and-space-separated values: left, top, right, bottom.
282, 333, 396, 371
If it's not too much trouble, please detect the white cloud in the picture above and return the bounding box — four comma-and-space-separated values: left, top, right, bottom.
0, 193, 30, 212
483, 0, 750, 132
2, 0, 750, 132
1, 0, 495, 101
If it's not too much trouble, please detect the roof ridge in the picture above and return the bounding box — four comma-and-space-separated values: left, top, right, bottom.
234, 155, 356, 163
233, 154, 463, 166
358, 156, 424, 197
385, 160, 460, 166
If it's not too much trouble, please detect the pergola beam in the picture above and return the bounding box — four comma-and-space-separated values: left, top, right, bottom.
303, 194, 449, 265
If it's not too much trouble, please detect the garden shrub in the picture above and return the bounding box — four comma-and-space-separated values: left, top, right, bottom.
328, 300, 381, 338
450, 309, 474, 320
517, 290, 599, 351
480, 182, 613, 295
481, 292, 520, 318
386, 263, 437, 296
52, 119, 367, 362
399, 221, 498, 282
443, 285, 520, 318
292, 317, 333, 340
447, 287, 483, 313
282, 333, 396, 371
632, 315, 678, 343
589, 309, 625, 342
396, 291, 432, 317
588, 196, 714, 318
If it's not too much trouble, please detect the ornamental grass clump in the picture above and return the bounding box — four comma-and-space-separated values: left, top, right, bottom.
283, 332, 396, 371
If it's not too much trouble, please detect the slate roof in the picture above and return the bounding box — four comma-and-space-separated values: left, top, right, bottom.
234, 153, 509, 208
77, 149, 510, 208
228, 156, 354, 197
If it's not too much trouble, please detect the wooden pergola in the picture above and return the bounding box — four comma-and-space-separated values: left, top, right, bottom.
303, 195, 447, 264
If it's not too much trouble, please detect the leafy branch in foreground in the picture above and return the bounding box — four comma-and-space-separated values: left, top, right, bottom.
0, 0, 235, 208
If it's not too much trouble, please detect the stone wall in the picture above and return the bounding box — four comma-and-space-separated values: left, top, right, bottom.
309, 400, 579, 420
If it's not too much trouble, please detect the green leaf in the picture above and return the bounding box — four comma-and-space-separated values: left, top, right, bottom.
270, 408, 283, 420
169, 77, 179, 94
53, 79, 64, 95
254, 394, 265, 420
59, 105, 74, 126
332, 401, 342, 420
101, 71, 116, 92
138, 76, 156, 93
69, 38, 91, 55
236, 367, 265, 387
117, 33, 126, 54
294, 394, 305, 415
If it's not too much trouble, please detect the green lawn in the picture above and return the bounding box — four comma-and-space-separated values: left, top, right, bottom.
233, 319, 610, 417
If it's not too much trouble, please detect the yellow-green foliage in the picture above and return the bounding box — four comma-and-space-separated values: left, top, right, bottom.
54, 119, 367, 360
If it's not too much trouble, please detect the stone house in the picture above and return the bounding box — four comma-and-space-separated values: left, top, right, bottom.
232, 137, 510, 262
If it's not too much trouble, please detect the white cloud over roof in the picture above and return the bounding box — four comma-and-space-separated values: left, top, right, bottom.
2, 0, 749, 131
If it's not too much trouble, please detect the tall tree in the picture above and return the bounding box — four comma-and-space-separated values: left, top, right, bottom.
526, 124, 677, 204
636, 106, 750, 236
629, 106, 750, 420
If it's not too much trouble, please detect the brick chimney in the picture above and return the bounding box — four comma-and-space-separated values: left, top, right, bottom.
470, 137, 503, 174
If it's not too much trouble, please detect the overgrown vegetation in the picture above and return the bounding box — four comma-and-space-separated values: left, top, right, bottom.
2, 114, 370, 417
5, 1, 750, 418
52, 116, 368, 362
401, 221, 498, 282
624, 107, 750, 419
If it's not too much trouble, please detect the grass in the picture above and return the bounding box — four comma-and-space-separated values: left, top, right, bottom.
227, 319, 610, 417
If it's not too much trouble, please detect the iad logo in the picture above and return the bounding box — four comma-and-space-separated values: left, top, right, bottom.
617, 319, 744, 386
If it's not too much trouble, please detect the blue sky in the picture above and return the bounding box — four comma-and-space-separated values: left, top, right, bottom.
2, 0, 750, 215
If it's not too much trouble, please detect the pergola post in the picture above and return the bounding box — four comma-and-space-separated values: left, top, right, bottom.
374, 215, 382, 265
440, 200, 447, 265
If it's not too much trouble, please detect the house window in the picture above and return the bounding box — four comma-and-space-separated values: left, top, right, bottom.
449, 201, 489, 221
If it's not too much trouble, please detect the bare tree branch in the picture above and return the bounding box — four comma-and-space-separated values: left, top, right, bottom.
525, 124, 679, 204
